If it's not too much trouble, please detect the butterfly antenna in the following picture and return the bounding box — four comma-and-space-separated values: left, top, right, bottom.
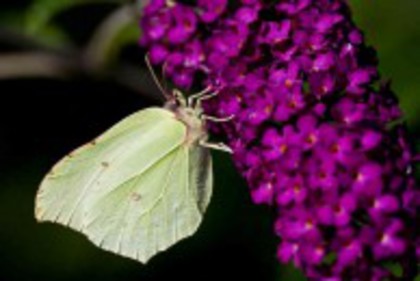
161, 63, 169, 94
145, 54, 171, 101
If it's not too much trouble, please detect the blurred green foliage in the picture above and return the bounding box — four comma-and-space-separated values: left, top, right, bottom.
0, 1, 419, 281
351, 0, 420, 132
25, 0, 124, 33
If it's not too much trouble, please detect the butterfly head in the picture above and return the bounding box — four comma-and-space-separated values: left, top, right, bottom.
165, 89, 207, 146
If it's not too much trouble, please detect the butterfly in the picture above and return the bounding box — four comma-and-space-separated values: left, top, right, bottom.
34, 56, 232, 263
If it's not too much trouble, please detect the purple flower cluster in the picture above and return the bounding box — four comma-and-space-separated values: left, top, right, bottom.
141, 0, 420, 279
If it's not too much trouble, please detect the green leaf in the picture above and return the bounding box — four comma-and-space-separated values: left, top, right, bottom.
384, 262, 403, 278
104, 23, 140, 64
322, 252, 337, 265
84, 5, 140, 69
278, 263, 306, 281
31, 25, 72, 48
0, 10, 70, 48
25, 0, 126, 35
0, 10, 25, 31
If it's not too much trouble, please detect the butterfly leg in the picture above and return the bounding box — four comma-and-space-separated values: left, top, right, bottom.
199, 140, 233, 154
173, 89, 187, 106
202, 114, 235, 123
187, 86, 213, 107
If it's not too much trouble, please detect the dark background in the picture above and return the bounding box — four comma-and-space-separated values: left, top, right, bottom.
0, 1, 419, 280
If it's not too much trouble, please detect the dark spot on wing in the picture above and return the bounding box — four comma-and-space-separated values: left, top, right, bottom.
47, 170, 57, 179
131, 192, 142, 202
91, 140, 97, 145
101, 161, 109, 168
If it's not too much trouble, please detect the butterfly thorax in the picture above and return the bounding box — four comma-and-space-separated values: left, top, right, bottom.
171, 104, 207, 147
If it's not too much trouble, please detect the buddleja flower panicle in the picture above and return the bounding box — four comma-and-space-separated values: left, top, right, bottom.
141, 0, 420, 280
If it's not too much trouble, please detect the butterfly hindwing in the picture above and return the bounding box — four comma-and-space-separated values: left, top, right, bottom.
84, 146, 209, 262
189, 145, 213, 214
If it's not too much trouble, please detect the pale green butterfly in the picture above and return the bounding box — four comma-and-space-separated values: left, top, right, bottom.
34, 57, 232, 263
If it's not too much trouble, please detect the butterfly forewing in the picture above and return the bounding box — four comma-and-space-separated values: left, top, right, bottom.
35, 108, 185, 229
